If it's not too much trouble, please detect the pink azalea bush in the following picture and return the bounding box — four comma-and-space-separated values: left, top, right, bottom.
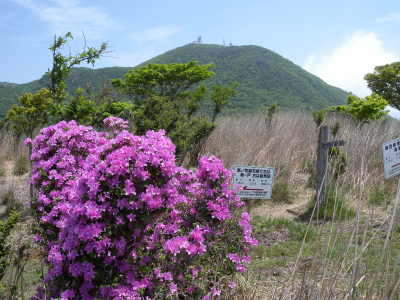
28, 118, 257, 299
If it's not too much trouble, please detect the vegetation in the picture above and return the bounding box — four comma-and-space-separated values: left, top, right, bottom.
328, 92, 389, 124
0, 211, 19, 289
0, 44, 349, 119
364, 61, 400, 110
47, 31, 112, 105
1, 39, 400, 298
112, 62, 238, 164
265, 103, 279, 126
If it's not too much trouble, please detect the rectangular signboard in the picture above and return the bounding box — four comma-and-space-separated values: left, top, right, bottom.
232, 165, 274, 199
382, 138, 400, 179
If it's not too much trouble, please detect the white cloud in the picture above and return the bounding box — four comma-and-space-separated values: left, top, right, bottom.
377, 12, 400, 23
127, 26, 181, 43
12, 0, 115, 39
303, 31, 399, 98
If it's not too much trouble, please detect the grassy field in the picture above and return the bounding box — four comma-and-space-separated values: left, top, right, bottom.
1, 112, 400, 299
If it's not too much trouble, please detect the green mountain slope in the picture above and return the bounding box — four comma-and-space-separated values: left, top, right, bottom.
0, 44, 348, 118
137, 44, 348, 114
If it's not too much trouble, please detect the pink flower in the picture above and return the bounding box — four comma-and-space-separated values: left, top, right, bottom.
170, 282, 177, 294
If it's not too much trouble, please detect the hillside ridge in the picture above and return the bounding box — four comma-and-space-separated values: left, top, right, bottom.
0, 44, 348, 118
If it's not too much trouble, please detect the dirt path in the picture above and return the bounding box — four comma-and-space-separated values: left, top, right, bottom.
0, 161, 30, 214
251, 172, 314, 219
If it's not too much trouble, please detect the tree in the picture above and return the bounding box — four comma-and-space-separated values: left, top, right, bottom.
210, 81, 238, 122
111, 61, 215, 106
47, 31, 113, 116
311, 109, 326, 127
111, 62, 237, 165
364, 62, 400, 110
6, 88, 54, 198
328, 93, 388, 124
265, 103, 280, 126
60, 79, 133, 128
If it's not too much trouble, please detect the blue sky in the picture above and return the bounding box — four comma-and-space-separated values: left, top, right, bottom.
1, 0, 400, 116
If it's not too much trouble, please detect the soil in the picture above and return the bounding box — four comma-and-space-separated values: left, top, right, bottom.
0, 161, 30, 216
251, 172, 314, 220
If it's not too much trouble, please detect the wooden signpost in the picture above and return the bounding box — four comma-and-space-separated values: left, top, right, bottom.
316, 126, 344, 204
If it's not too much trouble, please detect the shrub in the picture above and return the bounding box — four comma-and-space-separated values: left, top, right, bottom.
28, 117, 257, 299
369, 182, 394, 207
0, 210, 19, 282
0, 164, 4, 177
306, 186, 356, 221
1, 190, 15, 205
1, 190, 23, 217
13, 155, 30, 176
272, 180, 294, 203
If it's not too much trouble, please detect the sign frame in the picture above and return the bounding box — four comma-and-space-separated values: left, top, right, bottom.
232, 165, 275, 199
382, 137, 400, 179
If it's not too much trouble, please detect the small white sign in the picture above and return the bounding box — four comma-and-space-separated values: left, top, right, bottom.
233, 165, 274, 199
382, 138, 400, 179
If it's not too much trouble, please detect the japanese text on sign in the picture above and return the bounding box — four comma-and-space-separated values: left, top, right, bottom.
382, 138, 400, 179
232, 166, 274, 199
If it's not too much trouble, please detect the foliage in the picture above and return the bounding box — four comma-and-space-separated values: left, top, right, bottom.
0, 210, 19, 282
330, 121, 341, 137
364, 61, 400, 110
47, 32, 112, 105
265, 103, 279, 125
112, 62, 236, 163
133, 94, 216, 162
5, 88, 54, 140
328, 147, 347, 178
13, 155, 30, 176
271, 180, 294, 203
210, 81, 238, 122
306, 186, 356, 221
311, 109, 326, 127
29, 118, 257, 299
137, 44, 348, 114
1, 190, 15, 205
111, 61, 215, 105
328, 93, 389, 124
58, 79, 134, 127
0, 44, 348, 119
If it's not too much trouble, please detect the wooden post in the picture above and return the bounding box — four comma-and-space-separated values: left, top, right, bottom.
246, 199, 253, 214
316, 126, 330, 205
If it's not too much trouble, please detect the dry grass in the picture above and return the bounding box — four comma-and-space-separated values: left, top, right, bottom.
1, 113, 400, 299
201, 113, 400, 299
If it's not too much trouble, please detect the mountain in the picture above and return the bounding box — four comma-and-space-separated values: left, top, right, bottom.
0, 44, 348, 118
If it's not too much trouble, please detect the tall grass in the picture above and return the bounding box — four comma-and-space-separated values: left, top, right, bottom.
203, 112, 400, 199
202, 113, 400, 299
1, 112, 400, 298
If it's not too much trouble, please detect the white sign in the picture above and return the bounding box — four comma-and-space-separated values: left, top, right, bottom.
232, 165, 274, 199
382, 138, 400, 179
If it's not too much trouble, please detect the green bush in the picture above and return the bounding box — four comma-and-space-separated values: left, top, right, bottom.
272, 180, 294, 203
0, 210, 19, 282
0, 165, 5, 177
306, 186, 356, 221
328, 147, 347, 178
1, 190, 23, 217
1, 190, 15, 205
253, 216, 315, 242
12, 155, 30, 176
369, 182, 394, 207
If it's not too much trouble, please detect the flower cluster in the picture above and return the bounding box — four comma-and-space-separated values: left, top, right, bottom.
29, 118, 257, 299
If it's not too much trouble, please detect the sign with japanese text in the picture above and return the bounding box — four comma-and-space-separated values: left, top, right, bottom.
382, 138, 400, 179
232, 165, 274, 199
